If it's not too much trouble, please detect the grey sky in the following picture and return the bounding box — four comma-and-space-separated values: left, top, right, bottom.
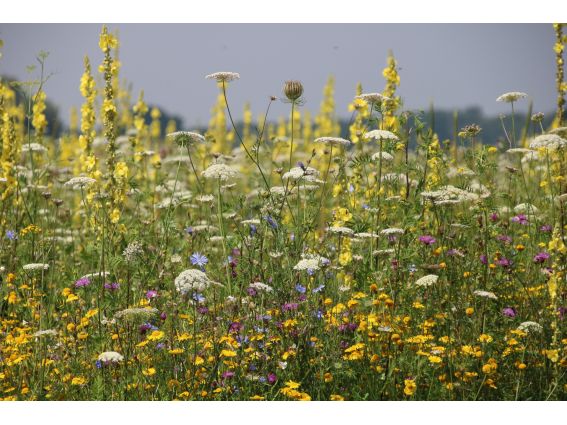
0, 24, 559, 127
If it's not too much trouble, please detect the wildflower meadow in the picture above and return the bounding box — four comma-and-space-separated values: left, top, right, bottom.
1, 24, 567, 402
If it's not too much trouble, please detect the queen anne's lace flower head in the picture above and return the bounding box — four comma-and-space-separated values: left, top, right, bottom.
202, 163, 239, 181
496, 92, 528, 102
415, 274, 438, 287
355, 93, 390, 103
364, 130, 399, 141
114, 307, 159, 323
22, 143, 48, 153
97, 351, 124, 363
517, 321, 543, 333
64, 177, 97, 189
371, 151, 394, 162
23, 263, 49, 272
529, 134, 567, 151
314, 137, 351, 147
473, 290, 498, 300
205, 72, 240, 83
166, 131, 206, 147
293, 255, 329, 272
174, 269, 220, 294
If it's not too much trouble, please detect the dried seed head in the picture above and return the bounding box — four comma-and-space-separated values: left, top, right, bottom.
283, 80, 304, 102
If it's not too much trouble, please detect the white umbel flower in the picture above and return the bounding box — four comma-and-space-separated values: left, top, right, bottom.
64, 176, 97, 189
174, 269, 219, 294
249, 282, 274, 292
202, 163, 239, 181
473, 290, 498, 300
529, 134, 567, 151
517, 321, 543, 334
114, 307, 159, 322
327, 226, 354, 236
166, 131, 206, 147
371, 151, 394, 162
415, 274, 438, 287
314, 137, 351, 147
380, 228, 404, 236
23, 263, 49, 271
33, 329, 58, 338
293, 255, 329, 272
364, 130, 399, 141
80, 271, 110, 280
355, 93, 390, 103
496, 92, 528, 102
205, 72, 240, 82
97, 351, 124, 363
21, 143, 48, 153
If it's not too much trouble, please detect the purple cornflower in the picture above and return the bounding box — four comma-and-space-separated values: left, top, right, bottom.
222, 371, 235, 379
511, 214, 528, 225
418, 235, 436, 246
496, 235, 512, 244
533, 251, 550, 264
480, 254, 488, 265
104, 282, 120, 291
139, 322, 158, 334
185, 226, 194, 235
190, 252, 208, 270
229, 322, 243, 333
489, 212, 499, 222
497, 257, 512, 268
74, 277, 91, 288
267, 373, 277, 385
282, 302, 299, 312
540, 224, 552, 233
146, 289, 158, 299
5, 230, 17, 240
502, 307, 517, 318
247, 287, 257, 296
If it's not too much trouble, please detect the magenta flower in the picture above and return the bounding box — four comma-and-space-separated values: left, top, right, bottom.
511, 214, 528, 225
533, 251, 550, 264
502, 307, 517, 318
74, 277, 91, 288
146, 289, 158, 299
104, 282, 120, 291
418, 235, 436, 246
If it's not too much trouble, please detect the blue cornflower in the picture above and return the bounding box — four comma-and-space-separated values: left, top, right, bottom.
312, 284, 325, 293
192, 293, 206, 303
95, 360, 102, 369
295, 283, 306, 294
5, 230, 17, 241
408, 264, 417, 273
185, 226, 194, 235
263, 215, 278, 230
190, 252, 208, 270
315, 310, 324, 319
250, 224, 257, 236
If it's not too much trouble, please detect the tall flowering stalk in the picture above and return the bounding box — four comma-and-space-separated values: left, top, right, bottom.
99, 26, 128, 224
79, 56, 97, 174
553, 24, 566, 127
381, 51, 401, 132
31, 90, 47, 142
